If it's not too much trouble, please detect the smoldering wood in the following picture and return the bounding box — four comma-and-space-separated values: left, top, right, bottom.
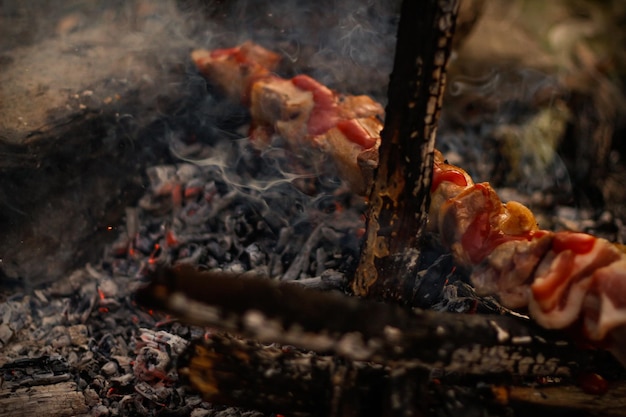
508, 382, 626, 416
352, 0, 459, 301
0, 355, 70, 389
179, 333, 541, 417
178, 334, 504, 417
0, 342, 88, 417
136, 265, 623, 378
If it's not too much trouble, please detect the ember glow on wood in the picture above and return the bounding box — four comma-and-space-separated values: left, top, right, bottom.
177, 333, 388, 417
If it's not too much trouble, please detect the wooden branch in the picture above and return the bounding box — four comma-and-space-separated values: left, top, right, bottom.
136, 265, 622, 377
352, 0, 459, 301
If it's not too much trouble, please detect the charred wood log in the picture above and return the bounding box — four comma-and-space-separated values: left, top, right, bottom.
0, 356, 88, 417
352, 0, 459, 301
138, 265, 626, 416
508, 381, 626, 416
0, 355, 71, 389
136, 265, 622, 376
180, 334, 626, 417
178, 333, 388, 417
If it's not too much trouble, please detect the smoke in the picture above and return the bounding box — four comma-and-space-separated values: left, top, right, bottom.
177, 0, 400, 99
438, 67, 573, 196
167, 124, 356, 232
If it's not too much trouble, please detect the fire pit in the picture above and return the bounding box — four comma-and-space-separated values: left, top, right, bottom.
1, 1, 626, 416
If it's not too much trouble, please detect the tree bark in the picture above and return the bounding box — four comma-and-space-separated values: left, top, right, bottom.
351, 0, 459, 301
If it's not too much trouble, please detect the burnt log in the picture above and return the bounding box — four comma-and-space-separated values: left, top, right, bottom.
180, 334, 626, 417
178, 333, 389, 417
0, 356, 88, 417
136, 265, 622, 375
137, 265, 626, 416
352, 0, 459, 301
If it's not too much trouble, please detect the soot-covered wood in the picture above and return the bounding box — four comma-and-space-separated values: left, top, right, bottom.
138, 265, 626, 416
136, 265, 622, 375
178, 334, 388, 417
352, 0, 459, 301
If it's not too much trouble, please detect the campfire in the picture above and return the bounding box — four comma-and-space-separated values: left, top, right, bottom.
1, 1, 626, 416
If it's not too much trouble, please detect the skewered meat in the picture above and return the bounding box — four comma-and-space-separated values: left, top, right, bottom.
191, 41, 281, 104
431, 151, 626, 360
191, 42, 625, 361
191, 43, 383, 194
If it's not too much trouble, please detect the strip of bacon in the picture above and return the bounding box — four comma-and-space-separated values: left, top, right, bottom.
192, 42, 626, 362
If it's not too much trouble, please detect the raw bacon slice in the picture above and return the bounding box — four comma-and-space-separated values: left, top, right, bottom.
191, 42, 626, 361
529, 233, 623, 330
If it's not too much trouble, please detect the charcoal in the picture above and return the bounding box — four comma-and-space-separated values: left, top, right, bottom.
134, 381, 172, 404
0, 356, 70, 389
147, 166, 178, 196
240, 243, 266, 269
410, 254, 454, 308
101, 361, 119, 376
175, 243, 206, 265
